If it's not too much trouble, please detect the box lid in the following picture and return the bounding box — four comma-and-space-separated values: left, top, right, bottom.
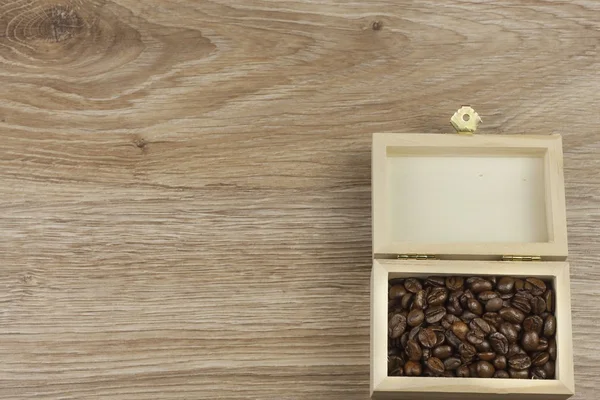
372, 109, 568, 260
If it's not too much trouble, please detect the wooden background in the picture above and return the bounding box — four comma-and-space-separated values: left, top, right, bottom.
0, 0, 599, 398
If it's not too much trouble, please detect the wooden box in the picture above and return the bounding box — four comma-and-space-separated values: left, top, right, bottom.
370, 119, 575, 399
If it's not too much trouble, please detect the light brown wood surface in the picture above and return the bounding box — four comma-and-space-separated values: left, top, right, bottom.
0, 0, 599, 399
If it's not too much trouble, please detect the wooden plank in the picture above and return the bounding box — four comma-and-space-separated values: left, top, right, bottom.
0, 0, 599, 399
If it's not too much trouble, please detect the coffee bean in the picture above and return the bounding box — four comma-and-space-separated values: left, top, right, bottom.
467, 331, 484, 346
443, 356, 461, 370
470, 278, 493, 293
413, 290, 427, 309
407, 309, 425, 327
401, 293, 413, 310
418, 328, 438, 348
489, 332, 509, 355
404, 278, 422, 293
543, 290, 554, 313
531, 367, 547, 379
427, 287, 448, 306
531, 352, 550, 367
425, 306, 446, 324
497, 277, 515, 293
507, 344, 526, 358
452, 320, 469, 341
514, 279, 526, 291
478, 352, 496, 362
435, 332, 445, 346
470, 318, 492, 335
459, 343, 477, 361
476, 361, 495, 378
522, 331, 540, 352
433, 345, 453, 359
460, 290, 474, 308
512, 292, 533, 314
531, 297, 546, 315
405, 360, 422, 376
400, 332, 409, 349
475, 340, 492, 352
500, 307, 525, 324
456, 365, 470, 377
500, 292, 514, 300
445, 330, 463, 349
467, 298, 484, 315
422, 348, 431, 360
426, 276, 446, 287
544, 315, 556, 337
499, 323, 518, 343
485, 297, 504, 312
447, 299, 463, 316
537, 337, 549, 352
479, 291, 499, 302
390, 284, 408, 299
446, 276, 464, 291
509, 368, 529, 379
406, 339, 422, 361
461, 311, 478, 323
483, 312, 503, 328
526, 277, 547, 296
494, 370, 510, 379
493, 355, 507, 370
549, 338, 557, 361
523, 315, 543, 335
441, 314, 461, 330
542, 361, 555, 378
469, 363, 479, 377
408, 326, 421, 341
509, 354, 532, 370
389, 313, 407, 339
426, 357, 445, 375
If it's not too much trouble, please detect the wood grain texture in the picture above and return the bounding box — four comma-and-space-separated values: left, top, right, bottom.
0, 0, 599, 399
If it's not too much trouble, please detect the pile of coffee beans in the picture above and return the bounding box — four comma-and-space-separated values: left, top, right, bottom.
388, 276, 556, 379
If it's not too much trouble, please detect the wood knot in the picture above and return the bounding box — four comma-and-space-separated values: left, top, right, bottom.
133, 138, 149, 153
41, 5, 85, 43
372, 20, 383, 31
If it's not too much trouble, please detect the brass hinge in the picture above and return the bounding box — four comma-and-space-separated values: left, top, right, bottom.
502, 255, 542, 261
397, 254, 437, 260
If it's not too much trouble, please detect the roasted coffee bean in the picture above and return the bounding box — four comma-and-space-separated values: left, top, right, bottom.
507, 344, 526, 358
475, 340, 492, 353
489, 332, 509, 355
494, 370, 510, 379
418, 328, 438, 348
467, 298, 484, 315
406, 339, 422, 361
497, 277, 515, 293
522, 331, 540, 352
526, 277, 547, 296
500, 307, 525, 324
435, 332, 445, 346
514, 279, 526, 291
389, 313, 407, 339
509, 354, 532, 370
389, 366, 404, 376
460, 289, 475, 306
425, 306, 446, 324
478, 352, 496, 362
459, 343, 477, 361
470, 318, 492, 335
400, 332, 409, 349
486, 297, 504, 312
404, 278, 422, 293
523, 315, 544, 335
408, 326, 421, 341
407, 309, 425, 327
509, 368, 529, 379
512, 292, 533, 314
544, 315, 556, 337
442, 314, 461, 330
433, 345, 453, 359
426, 276, 446, 287
413, 290, 427, 309
447, 299, 463, 316
493, 355, 507, 370
427, 357, 445, 375
500, 292, 514, 300
446, 276, 464, 291
543, 290, 554, 313
401, 293, 413, 310
445, 330, 463, 349
500, 322, 519, 343
427, 287, 448, 306
531, 352, 550, 367
483, 312, 503, 328
549, 338, 557, 361
404, 360, 422, 376
477, 361, 495, 378
422, 348, 431, 360
479, 291, 499, 302
470, 278, 493, 293
531, 367, 547, 379
543, 361, 555, 378
469, 363, 479, 377
467, 331, 484, 346
442, 357, 461, 370
537, 337, 549, 352
531, 297, 546, 315
461, 311, 478, 323
456, 365, 470, 377
443, 370, 456, 378
390, 284, 408, 299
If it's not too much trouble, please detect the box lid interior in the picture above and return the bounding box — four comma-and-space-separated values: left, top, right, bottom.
372, 133, 568, 260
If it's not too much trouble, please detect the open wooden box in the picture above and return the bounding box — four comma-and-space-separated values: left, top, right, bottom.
370, 125, 575, 399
